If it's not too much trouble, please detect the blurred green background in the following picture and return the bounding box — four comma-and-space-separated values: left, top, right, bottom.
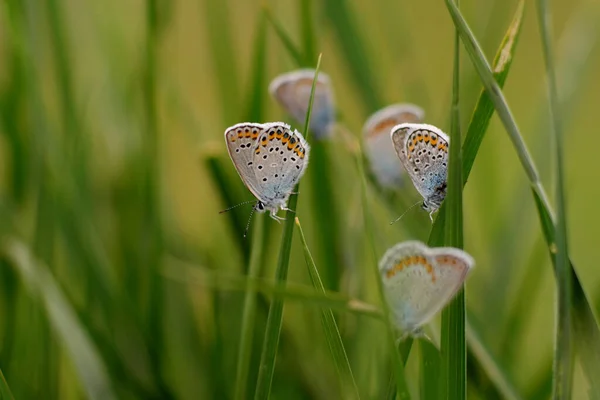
1, 0, 600, 398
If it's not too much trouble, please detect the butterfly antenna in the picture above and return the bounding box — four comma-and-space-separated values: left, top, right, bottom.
390, 200, 422, 225
219, 199, 256, 214
243, 205, 257, 238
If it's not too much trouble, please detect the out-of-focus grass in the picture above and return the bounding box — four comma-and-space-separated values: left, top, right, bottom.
1, 0, 600, 399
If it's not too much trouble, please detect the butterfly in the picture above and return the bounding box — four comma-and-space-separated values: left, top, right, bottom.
391, 123, 449, 219
363, 104, 425, 189
224, 122, 310, 224
269, 69, 335, 140
379, 240, 474, 337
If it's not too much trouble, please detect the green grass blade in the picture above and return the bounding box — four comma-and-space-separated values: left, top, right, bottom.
461, 0, 524, 181
234, 215, 267, 400
163, 260, 384, 321
428, 0, 524, 244
445, 1, 600, 397
322, 0, 381, 111
234, 12, 271, 398
352, 139, 411, 399
263, 6, 305, 67
203, 0, 241, 123
295, 217, 360, 399
440, 0, 466, 396
254, 54, 322, 400
2, 238, 116, 400
466, 321, 522, 400
536, 2, 573, 397
244, 9, 269, 122
426, 2, 524, 397
299, 0, 317, 65
0, 369, 14, 400
531, 191, 600, 400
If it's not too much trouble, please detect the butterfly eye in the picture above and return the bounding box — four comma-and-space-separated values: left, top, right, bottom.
421, 202, 430, 211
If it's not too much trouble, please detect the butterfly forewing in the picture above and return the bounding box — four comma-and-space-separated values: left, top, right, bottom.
391, 123, 450, 207
269, 70, 334, 139
380, 241, 439, 332
224, 123, 268, 202
380, 241, 474, 334
364, 104, 424, 188
251, 123, 310, 204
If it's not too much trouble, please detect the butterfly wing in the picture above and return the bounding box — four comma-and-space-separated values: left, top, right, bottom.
224, 122, 269, 202
364, 104, 424, 188
251, 122, 310, 207
404, 246, 474, 330
269, 70, 334, 139
379, 241, 441, 333
391, 123, 449, 203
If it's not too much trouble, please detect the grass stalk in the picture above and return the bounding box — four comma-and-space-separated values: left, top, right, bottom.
299, 0, 316, 65
445, 1, 600, 396
203, 0, 240, 123
164, 260, 384, 321
263, 6, 305, 66
2, 238, 115, 400
295, 217, 360, 399
144, 1, 170, 396
234, 215, 267, 399
441, 0, 466, 396
322, 0, 381, 111
234, 10, 270, 398
254, 54, 322, 400
535, 1, 573, 397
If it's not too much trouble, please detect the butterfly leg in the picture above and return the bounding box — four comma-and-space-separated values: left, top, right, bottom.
281, 207, 295, 214
269, 211, 285, 223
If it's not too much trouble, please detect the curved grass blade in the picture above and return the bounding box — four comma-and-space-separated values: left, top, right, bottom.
299, 0, 317, 65
428, 0, 524, 244
295, 217, 360, 399
536, 1, 573, 397
426, 3, 525, 397
322, 0, 381, 111
0, 369, 14, 400
466, 321, 522, 400
163, 259, 384, 321
263, 5, 305, 67
445, 2, 600, 397
461, 0, 524, 181
440, 0, 466, 397
203, 0, 240, 123
2, 238, 116, 400
267, 4, 344, 290
254, 54, 323, 400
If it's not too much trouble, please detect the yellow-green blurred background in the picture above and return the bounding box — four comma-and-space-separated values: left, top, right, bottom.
1, 0, 600, 398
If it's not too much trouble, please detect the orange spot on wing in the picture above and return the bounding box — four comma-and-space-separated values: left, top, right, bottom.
425, 263, 436, 282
